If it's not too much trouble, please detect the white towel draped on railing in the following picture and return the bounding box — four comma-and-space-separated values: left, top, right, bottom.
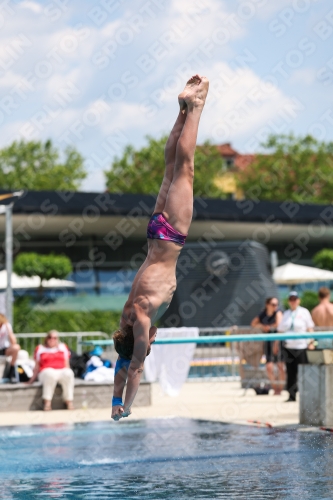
144, 327, 199, 396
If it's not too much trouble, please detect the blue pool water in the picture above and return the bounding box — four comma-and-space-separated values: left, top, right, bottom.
1, 418, 333, 499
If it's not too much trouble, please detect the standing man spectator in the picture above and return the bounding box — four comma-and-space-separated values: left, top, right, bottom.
251, 297, 285, 394
278, 291, 314, 402
311, 287, 333, 327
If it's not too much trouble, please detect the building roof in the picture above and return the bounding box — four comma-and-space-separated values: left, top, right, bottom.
216, 143, 238, 157
0, 189, 330, 225
0, 190, 332, 246
217, 143, 256, 171
234, 154, 256, 171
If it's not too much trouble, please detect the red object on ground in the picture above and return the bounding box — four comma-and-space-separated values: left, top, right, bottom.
320, 427, 333, 432
247, 420, 273, 428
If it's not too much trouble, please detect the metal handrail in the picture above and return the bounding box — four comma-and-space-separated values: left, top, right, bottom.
80, 331, 333, 346
15, 331, 108, 338
195, 326, 333, 333
15, 331, 109, 355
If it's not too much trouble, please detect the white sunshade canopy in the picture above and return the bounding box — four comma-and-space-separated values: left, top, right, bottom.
273, 262, 333, 285
0, 270, 75, 289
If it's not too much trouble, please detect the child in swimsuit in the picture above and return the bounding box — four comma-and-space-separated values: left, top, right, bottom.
111, 75, 209, 421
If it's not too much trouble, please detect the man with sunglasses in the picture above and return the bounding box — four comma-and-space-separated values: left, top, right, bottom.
277, 291, 314, 402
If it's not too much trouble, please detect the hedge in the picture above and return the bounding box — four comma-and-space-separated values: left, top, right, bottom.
14, 298, 120, 335
282, 290, 319, 312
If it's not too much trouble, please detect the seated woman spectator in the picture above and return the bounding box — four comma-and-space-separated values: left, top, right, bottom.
251, 297, 285, 395
0, 313, 20, 383
27, 330, 74, 411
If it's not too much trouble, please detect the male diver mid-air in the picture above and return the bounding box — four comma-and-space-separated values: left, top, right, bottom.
111, 75, 209, 420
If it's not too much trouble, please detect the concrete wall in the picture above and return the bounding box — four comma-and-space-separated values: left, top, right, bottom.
0, 380, 151, 412
299, 365, 333, 426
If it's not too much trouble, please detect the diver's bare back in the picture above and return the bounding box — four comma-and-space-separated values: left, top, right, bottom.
121, 239, 181, 326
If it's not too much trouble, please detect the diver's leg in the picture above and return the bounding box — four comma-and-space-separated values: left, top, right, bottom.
154, 110, 187, 214
163, 75, 209, 234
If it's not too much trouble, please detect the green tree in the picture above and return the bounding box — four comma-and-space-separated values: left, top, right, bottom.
105, 135, 226, 198
283, 290, 319, 311
0, 139, 86, 191
298, 290, 319, 311
237, 134, 333, 203
313, 249, 333, 271
14, 253, 73, 290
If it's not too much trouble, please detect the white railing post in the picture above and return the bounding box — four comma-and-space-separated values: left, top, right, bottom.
77, 335, 82, 355
5, 204, 13, 326
231, 342, 236, 379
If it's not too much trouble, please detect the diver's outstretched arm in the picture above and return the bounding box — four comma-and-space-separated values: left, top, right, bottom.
111, 361, 128, 421
122, 315, 150, 415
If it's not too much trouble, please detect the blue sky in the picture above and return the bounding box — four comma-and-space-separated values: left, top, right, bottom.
0, 0, 332, 190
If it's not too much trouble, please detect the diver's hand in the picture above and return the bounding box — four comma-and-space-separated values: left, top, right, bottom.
111, 405, 124, 421
122, 407, 132, 418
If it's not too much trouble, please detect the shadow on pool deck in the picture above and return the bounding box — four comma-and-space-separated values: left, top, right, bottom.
0, 381, 299, 427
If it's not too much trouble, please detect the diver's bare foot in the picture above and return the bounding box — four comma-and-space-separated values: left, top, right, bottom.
178, 74, 200, 113
178, 75, 209, 113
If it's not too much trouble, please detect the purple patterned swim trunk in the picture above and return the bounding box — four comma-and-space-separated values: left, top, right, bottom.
147, 213, 187, 246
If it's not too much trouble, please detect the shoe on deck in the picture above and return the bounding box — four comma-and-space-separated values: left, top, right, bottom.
9, 366, 18, 384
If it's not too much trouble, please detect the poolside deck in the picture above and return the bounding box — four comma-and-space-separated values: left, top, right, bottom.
0, 381, 298, 427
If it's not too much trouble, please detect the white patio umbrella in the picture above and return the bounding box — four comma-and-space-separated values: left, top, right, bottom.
0, 270, 75, 289
273, 262, 333, 285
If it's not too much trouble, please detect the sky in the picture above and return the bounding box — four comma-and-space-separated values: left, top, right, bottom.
0, 0, 332, 191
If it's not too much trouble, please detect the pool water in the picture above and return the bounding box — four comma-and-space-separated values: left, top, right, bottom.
1, 418, 333, 499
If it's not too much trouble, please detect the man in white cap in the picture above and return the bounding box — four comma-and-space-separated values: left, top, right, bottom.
277, 291, 314, 402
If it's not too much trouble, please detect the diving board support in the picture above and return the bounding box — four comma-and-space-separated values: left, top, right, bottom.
299, 365, 333, 427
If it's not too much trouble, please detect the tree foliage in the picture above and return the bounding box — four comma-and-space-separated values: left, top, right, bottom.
105, 135, 226, 198
0, 139, 86, 191
313, 249, 333, 271
283, 290, 319, 311
300, 290, 319, 311
14, 253, 73, 287
14, 298, 119, 337
237, 134, 333, 203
